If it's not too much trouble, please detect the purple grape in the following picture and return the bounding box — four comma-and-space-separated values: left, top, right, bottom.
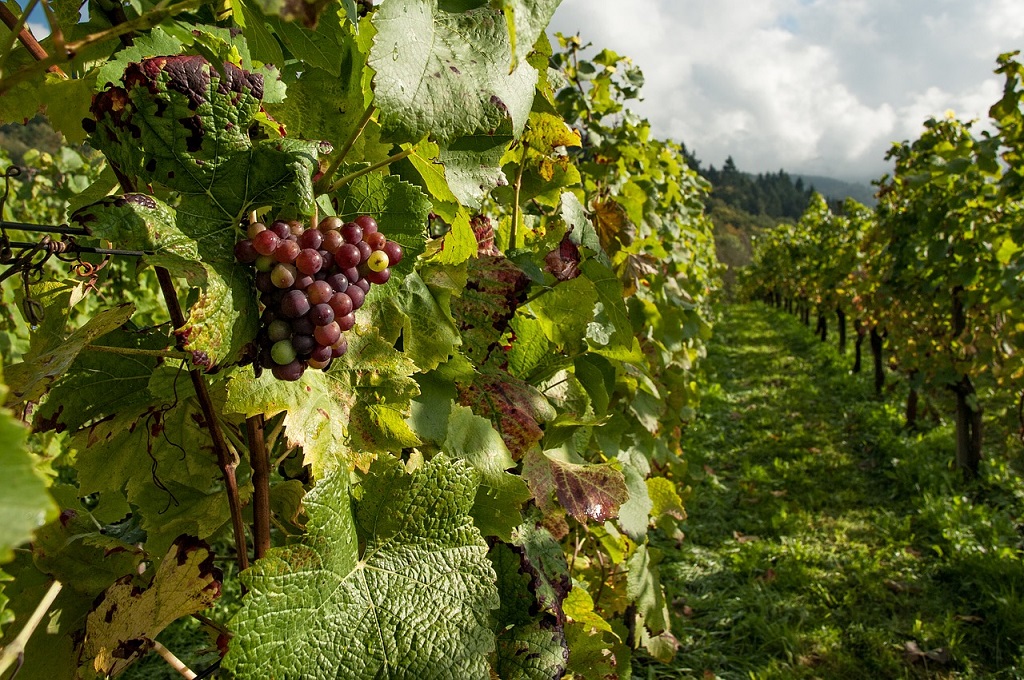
234, 240, 259, 263
253, 230, 280, 256
340, 222, 363, 244
296, 249, 323, 275
354, 215, 378, 234
314, 321, 342, 346
255, 271, 275, 293
307, 280, 334, 305
366, 268, 391, 285
270, 220, 291, 239
299, 229, 323, 250
329, 292, 353, 317
326, 273, 349, 293
280, 290, 310, 318
292, 334, 316, 355
272, 360, 305, 381
347, 285, 365, 309
292, 317, 315, 335
310, 344, 332, 363
322, 230, 343, 253
336, 244, 361, 269
274, 239, 300, 263
383, 240, 403, 265
309, 303, 335, 327
337, 313, 356, 331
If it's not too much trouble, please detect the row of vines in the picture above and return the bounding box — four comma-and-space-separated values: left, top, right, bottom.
0, 0, 719, 678
743, 51, 1024, 479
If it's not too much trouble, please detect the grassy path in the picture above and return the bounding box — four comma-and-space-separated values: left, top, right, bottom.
641, 303, 1024, 679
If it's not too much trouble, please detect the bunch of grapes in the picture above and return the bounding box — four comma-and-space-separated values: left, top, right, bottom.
234, 214, 402, 381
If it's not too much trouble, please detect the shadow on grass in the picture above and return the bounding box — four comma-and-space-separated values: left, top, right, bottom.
637, 303, 1024, 680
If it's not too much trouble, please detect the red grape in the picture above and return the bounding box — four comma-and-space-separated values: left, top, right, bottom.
280, 290, 310, 318
296, 248, 323, 275
354, 215, 378, 234
383, 240, 403, 265
314, 321, 342, 346
340, 222, 363, 244
253, 230, 281, 256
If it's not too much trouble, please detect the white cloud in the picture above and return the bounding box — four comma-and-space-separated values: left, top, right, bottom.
548, 0, 1024, 181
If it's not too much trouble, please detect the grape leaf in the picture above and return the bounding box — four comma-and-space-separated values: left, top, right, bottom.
225, 324, 419, 477
625, 544, 674, 661
438, 133, 512, 210
369, 0, 537, 143
488, 543, 568, 680
224, 455, 499, 679
616, 458, 652, 541
33, 327, 171, 433
457, 367, 554, 460
528, 276, 597, 352
0, 369, 56, 563
78, 537, 222, 678
511, 520, 571, 624
4, 303, 135, 406
443, 405, 531, 540
372, 271, 461, 372
522, 449, 629, 524
68, 366, 233, 555
450, 254, 531, 364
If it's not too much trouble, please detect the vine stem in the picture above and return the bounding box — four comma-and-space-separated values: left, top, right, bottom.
84, 344, 192, 361
316, 105, 375, 194
246, 414, 271, 560
326, 147, 414, 194
0, 0, 206, 95
0, 0, 65, 78
509, 142, 528, 250
152, 641, 197, 679
156, 267, 250, 574
0, 580, 63, 676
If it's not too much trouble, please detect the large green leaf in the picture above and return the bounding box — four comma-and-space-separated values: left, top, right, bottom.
369, 0, 537, 143
0, 371, 56, 564
224, 455, 499, 678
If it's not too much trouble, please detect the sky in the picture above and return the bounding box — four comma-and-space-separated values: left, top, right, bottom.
548, 0, 1024, 182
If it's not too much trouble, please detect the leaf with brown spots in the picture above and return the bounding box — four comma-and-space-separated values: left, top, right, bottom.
78, 536, 221, 678
522, 449, 629, 524
457, 367, 554, 460
451, 256, 530, 365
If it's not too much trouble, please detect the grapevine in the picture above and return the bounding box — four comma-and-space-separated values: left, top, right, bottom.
0, 3, 718, 679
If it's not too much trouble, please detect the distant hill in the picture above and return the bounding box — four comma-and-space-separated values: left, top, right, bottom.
795, 174, 877, 206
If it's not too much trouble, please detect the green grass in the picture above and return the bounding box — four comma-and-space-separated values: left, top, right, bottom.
636, 303, 1024, 679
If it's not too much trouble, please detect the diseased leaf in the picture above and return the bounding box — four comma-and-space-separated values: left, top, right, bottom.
83, 56, 325, 367
522, 449, 629, 524
224, 455, 499, 679
511, 520, 571, 623
78, 537, 222, 678
488, 543, 568, 680
457, 367, 554, 460
451, 255, 530, 364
